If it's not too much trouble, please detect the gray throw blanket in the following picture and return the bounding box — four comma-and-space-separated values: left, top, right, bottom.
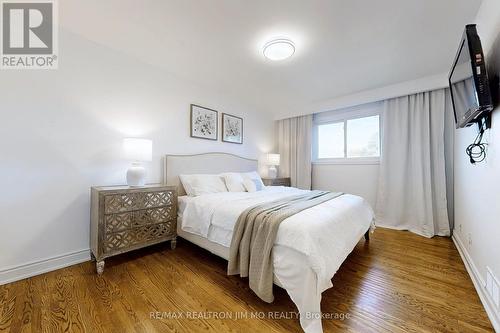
227, 190, 343, 303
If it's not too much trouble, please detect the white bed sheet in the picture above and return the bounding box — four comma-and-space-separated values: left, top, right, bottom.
177, 187, 374, 333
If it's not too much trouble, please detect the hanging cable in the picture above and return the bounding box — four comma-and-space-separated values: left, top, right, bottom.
466, 120, 488, 164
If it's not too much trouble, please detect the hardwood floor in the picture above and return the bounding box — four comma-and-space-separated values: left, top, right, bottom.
0, 228, 494, 332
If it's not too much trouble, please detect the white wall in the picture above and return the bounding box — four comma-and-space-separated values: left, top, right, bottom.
312, 164, 379, 207
275, 73, 449, 120
0, 29, 274, 283
453, 0, 500, 329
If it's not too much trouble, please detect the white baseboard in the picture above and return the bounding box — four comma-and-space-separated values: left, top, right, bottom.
0, 249, 91, 285
453, 233, 500, 332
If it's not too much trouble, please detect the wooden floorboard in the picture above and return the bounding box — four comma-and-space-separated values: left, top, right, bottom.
0, 228, 494, 332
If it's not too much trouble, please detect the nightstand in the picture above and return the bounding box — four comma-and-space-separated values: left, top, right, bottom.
90, 184, 177, 274
262, 177, 291, 187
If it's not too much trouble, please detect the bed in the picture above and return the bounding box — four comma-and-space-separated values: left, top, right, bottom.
164, 153, 374, 333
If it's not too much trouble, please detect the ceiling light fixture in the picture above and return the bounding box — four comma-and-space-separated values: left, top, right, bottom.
263, 39, 295, 61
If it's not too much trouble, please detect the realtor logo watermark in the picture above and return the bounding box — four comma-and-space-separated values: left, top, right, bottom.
1, 0, 58, 69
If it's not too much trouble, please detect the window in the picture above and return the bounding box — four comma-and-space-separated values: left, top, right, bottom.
346, 115, 380, 158
313, 111, 381, 163
318, 122, 344, 158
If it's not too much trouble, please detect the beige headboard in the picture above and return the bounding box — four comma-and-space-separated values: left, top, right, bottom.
164, 153, 259, 196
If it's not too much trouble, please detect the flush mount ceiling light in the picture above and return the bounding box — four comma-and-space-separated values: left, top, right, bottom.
263, 39, 295, 61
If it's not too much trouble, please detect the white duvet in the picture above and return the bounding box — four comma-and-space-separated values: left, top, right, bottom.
179, 186, 374, 333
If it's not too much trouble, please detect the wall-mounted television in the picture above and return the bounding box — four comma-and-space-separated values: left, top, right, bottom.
449, 24, 493, 129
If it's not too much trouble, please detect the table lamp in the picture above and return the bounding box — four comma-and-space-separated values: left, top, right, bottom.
123, 138, 152, 186
265, 153, 280, 179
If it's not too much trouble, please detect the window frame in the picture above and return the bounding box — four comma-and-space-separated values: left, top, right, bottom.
312, 106, 382, 165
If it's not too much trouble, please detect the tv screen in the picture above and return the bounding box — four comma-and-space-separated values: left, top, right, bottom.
449, 25, 493, 128
450, 40, 479, 125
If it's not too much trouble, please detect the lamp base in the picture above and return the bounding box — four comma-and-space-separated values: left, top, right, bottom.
127, 163, 146, 187
268, 166, 278, 179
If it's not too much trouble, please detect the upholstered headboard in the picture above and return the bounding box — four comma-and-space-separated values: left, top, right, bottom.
163, 153, 259, 196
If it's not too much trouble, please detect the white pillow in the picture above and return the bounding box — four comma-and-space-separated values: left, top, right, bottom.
243, 178, 264, 192
221, 172, 246, 192
241, 171, 265, 189
179, 174, 196, 196
179, 174, 227, 196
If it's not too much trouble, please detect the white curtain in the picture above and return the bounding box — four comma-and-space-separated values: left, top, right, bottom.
376, 89, 451, 237
277, 115, 313, 189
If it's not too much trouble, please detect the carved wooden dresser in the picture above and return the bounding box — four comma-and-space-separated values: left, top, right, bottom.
90, 184, 177, 274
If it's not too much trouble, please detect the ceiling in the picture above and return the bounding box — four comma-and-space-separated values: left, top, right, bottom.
61, 0, 482, 117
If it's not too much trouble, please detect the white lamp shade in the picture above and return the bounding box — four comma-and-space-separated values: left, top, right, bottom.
123, 138, 152, 162
265, 153, 280, 166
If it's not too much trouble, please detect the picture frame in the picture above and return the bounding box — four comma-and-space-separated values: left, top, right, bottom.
190, 104, 218, 140
222, 113, 243, 144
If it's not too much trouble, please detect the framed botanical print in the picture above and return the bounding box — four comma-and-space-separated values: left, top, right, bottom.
222, 113, 243, 144
190, 104, 218, 140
